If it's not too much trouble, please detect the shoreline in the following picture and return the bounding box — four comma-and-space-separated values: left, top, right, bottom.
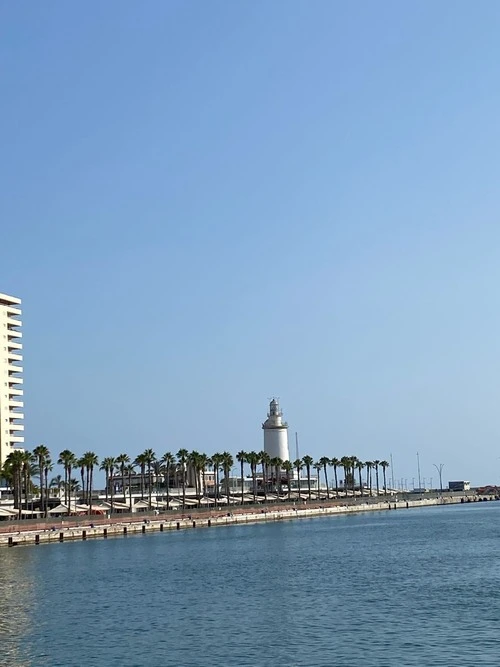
1, 493, 492, 548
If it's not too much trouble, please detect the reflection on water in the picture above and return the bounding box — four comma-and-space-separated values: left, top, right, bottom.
0, 548, 37, 666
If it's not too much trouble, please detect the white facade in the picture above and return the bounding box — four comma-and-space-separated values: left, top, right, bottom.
262, 398, 290, 462
0, 293, 24, 466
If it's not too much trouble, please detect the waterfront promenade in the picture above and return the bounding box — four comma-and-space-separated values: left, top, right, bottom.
0, 493, 491, 548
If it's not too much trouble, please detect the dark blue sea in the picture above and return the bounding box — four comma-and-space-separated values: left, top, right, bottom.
1, 502, 500, 666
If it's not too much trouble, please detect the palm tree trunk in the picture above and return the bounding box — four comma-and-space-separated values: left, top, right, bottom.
128, 470, 133, 512
240, 460, 244, 505
110, 470, 114, 514
324, 465, 330, 500
44, 468, 49, 517
334, 466, 338, 498
89, 468, 93, 516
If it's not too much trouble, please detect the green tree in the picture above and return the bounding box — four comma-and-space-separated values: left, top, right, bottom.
302, 455, 314, 501
134, 453, 147, 500
100, 457, 116, 513
373, 460, 381, 497
236, 450, 247, 505
314, 462, 322, 499
246, 451, 260, 503
188, 451, 202, 506
177, 449, 189, 509
82, 452, 99, 515
50, 474, 64, 498
319, 457, 330, 500
211, 453, 223, 503
58, 450, 77, 509
161, 452, 176, 509
115, 453, 130, 504
3, 451, 24, 518
380, 460, 389, 496
33, 444, 50, 517
44, 459, 53, 515
77, 457, 86, 504
123, 463, 135, 511
365, 461, 373, 496
294, 459, 303, 498
283, 460, 293, 501
356, 460, 365, 497
221, 452, 234, 500
330, 457, 340, 499
259, 451, 270, 502
340, 456, 351, 497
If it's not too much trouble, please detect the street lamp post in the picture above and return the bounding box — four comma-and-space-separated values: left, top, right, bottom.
433, 463, 444, 496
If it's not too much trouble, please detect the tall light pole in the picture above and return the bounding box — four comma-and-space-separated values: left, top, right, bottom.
433, 463, 444, 496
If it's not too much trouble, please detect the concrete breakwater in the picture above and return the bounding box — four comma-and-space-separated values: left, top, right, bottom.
0, 495, 494, 548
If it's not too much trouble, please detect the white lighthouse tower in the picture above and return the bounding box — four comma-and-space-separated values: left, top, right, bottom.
262, 398, 290, 461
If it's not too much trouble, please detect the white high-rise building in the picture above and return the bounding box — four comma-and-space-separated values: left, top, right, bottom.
262, 398, 290, 462
0, 293, 24, 466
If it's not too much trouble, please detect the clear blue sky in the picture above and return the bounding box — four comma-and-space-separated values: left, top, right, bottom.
2, 1, 500, 487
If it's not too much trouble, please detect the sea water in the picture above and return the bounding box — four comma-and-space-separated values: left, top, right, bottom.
1, 502, 500, 666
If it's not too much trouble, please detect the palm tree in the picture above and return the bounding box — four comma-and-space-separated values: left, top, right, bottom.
221, 452, 234, 500
294, 459, 303, 498
302, 455, 314, 501
177, 449, 189, 509
3, 451, 24, 518
236, 450, 247, 505
188, 451, 201, 506
350, 456, 358, 496
211, 453, 223, 503
21, 450, 34, 516
197, 453, 209, 498
134, 453, 147, 500
33, 444, 50, 516
283, 460, 293, 501
313, 462, 322, 499
273, 457, 283, 497
259, 451, 270, 502
141, 448, 156, 509
356, 460, 365, 497
319, 457, 330, 500
161, 452, 175, 509
100, 457, 114, 502
58, 450, 77, 509
100, 457, 116, 512
247, 451, 260, 503
44, 459, 53, 515
50, 474, 64, 498
330, 457, 340, 498
123, 463, 135, 511
380, 460, 390, 496
82, 452, 99, 515
365, 461, 373, 496
77, 456, 86, 504
373, 460, 380, 497
340, 456, 351, 497
115, 453, 130, 504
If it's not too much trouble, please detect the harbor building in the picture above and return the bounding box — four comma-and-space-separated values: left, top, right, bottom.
0, 293, 24, 466
262, 398, 290, 462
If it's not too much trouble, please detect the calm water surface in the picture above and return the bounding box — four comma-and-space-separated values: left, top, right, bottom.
1, 503, 500, 666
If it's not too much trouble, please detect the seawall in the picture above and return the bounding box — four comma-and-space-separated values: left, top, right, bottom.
1, 494, 492, 549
